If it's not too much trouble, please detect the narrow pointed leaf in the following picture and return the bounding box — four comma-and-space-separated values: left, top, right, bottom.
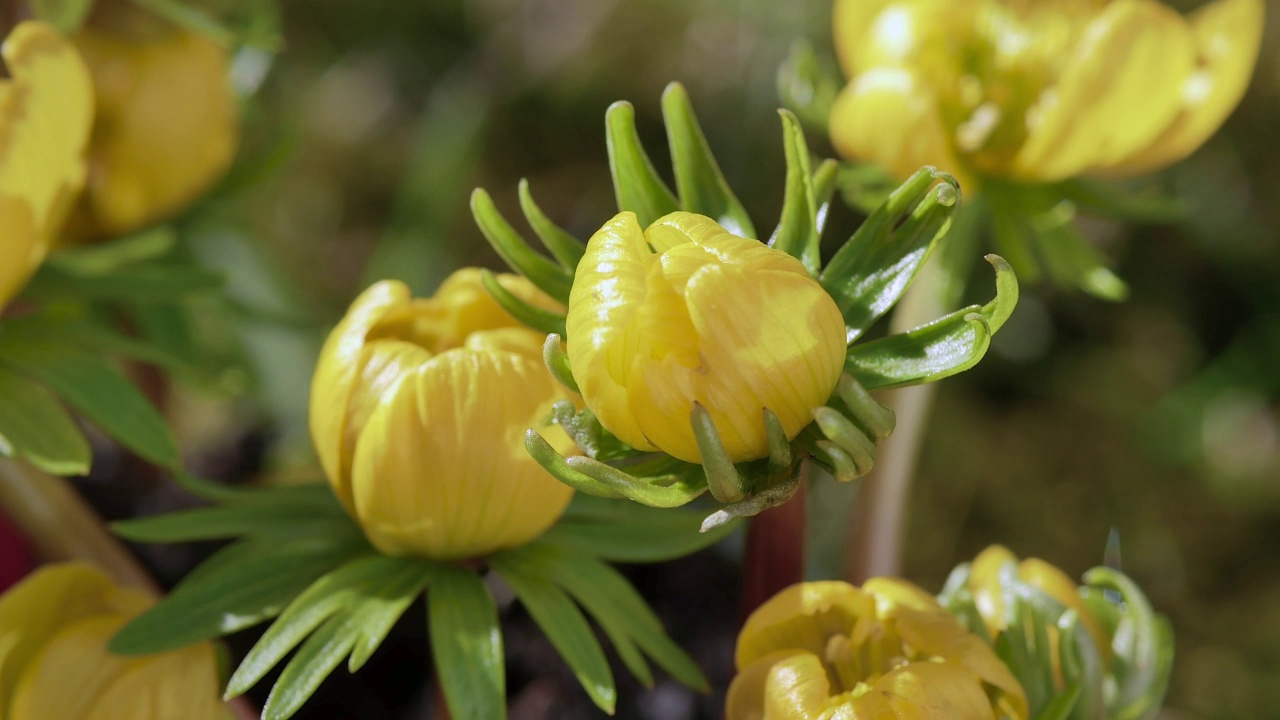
542, 333, 580, 394
821, 168, 959, 340
812, 158, 839, 236
24, 261, 224, 303
844, 255, 1017, 389
348, 562, 438, 672
470, 188, 573, 303
543, 497, 738, 564
1032, 208, 1128, 302
661, 82, 754, 238
518, 179, 586, 269
478, 270, 567, 336
768, 110, 820, 275
429, 567, 505, 720
0, 339, 179, 467
262, 613, 358, 720
490, 553, 616, 714
0, 364, 90, 475
113, 501, 354, 543
605, 101, 678, 226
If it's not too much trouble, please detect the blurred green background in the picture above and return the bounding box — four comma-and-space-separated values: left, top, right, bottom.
160, 0, 1280, 717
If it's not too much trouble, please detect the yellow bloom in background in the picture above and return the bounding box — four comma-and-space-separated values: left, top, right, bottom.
0, 22, 93, 310
830, 0, 1264, 186
66, 14, 238, 240
727, 579, 1028, 720
0, 562, 227, 720
310, 268, 577, 559
566, 211, 846, 464
968, 545, 1111, 665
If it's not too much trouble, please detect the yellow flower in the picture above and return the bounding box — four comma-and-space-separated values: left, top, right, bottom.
830, 0, 1264, 185
66, 15, 238, 240
727, 579, 1028, 720
0, 562, 228, 720
968, 545, 1111, 665
310, 268, 577, 559
0, 21, 93, 310
565, 211, 846, 464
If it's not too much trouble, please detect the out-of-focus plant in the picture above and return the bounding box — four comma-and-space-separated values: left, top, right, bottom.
472, 82, 1018, 527
0, 561, 229, 720
939, 546, 1174, 720
781, 0, 1264, 301
109, 270, 732, 720
725, 578, 1029, 719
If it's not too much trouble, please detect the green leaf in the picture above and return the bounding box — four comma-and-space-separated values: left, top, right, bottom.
660, 82, 754, 238
844, 255, 1018, 389
821, 168, 960, 341
110, 538, 367, 655
127, 0, 236, 44
1056, 178, 1185, 224
768, 110, 821, 275
429, 567, 505, 720
520, 544, 709, 692
227, 555, 412, 698
776, 41, 841, 134
547, 493, 738, 563
113, 500, 354, 543
0, 364, 90, 475
490, 553, 617, 714
479, 270, 567, 337
1083, 568, 1172, 720
24, 261, 224, 304
470, 189, 574, 304
347, 562, 437, 672
30, 0, 92, 33
262, 613, 358, 720
0, 338, 180, 467
1031, 206, 1128, 302
605, 101, 679, 227
1035, 683, 1082, 720
519, 179, 586, 270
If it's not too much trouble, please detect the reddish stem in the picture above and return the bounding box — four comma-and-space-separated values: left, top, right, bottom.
741, 476, 807, 619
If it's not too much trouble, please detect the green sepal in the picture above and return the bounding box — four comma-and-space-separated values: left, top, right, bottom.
605, 101, 679, 227
1082, 568, 1174, 720
489, 552, 617, 714
544, 493, 739, 564
429, 566, 506, 720
519, 179, 587, 269
470, 188, 574, 304
844, 254, 1018, 389
776, 41, 841, 135
661, 82, 755, 238
821, 167, 960, 341
542, 333, 580, 394
478, 269, 567, 337
0, 364, 91, 475
691, 402, 746, 503
0, 337, 180, 468
769, 109, 821, 275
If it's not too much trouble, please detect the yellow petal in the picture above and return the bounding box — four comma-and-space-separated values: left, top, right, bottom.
9, 614, 133, 720
565, 211, 657, 453
67, 26, 237, 239
832, 0, 896, 77
761, 652, 836, 720
1018, 558, 1110, 662
0, 21, 93, 306
851, 662, 998, 720
736, 581, 872, 669
310, 280, 412, 504
1013, 0, 1196, 181
726, 649, 812, 720
349, 347, 574, 559
969, 544, 1017, 638
829, 67, 969, 186
1099, 0, 1264, 175
75, 644, 227, 720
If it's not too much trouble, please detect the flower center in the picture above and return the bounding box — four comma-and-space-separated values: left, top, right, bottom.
820, 619, 910, 696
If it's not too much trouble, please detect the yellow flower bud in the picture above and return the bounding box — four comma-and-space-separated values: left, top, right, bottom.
565, 211, 846, 464
0, 22, 93, 310
64, 15, 238, 240
0, 562, 228, 720
727, 579, 1028, 720
830, 0, 1263, 184
310, 268, 576, 559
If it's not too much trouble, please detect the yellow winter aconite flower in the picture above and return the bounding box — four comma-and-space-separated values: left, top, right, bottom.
830, 0, 1264, 185
727, 579, 1028, 720
0, 562, 228, 720
0, 21, 93, 310
66, 16, 238, 240
566, 211, 846, 464
968, 545, 1110, 664
310, 268, 577, 559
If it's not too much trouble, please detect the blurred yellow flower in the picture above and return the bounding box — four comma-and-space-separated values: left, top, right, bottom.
566, 211, 846, 464
66, 15, 238, 240
830, 0, 1264, 186
968, 545, 1111, 665
727, 579, 1028, 720
0, 21, 93, 310
0, 562, 227, 720
310, 268, 577, 559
